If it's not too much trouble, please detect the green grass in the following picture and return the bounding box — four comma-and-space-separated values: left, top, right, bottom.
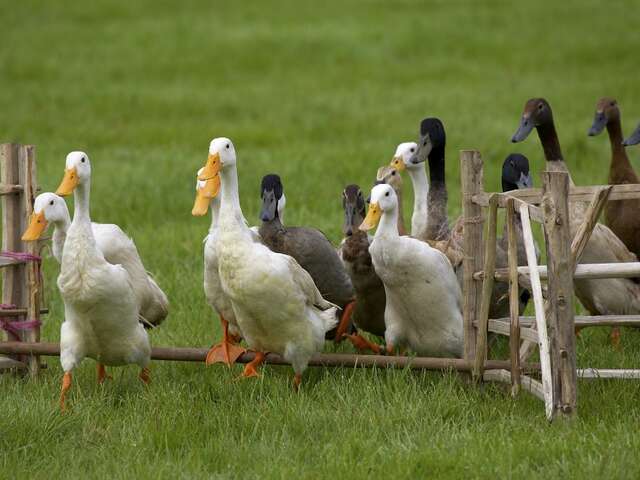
2, 0, 640, 478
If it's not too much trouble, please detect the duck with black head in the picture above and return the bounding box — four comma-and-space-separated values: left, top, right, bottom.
512, 98, 640, 347
258, 174, 356, 342
337, 184, 385, 353
588, 97, 640, 259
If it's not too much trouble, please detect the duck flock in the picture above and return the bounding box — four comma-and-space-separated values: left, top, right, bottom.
19, 97, 640, 409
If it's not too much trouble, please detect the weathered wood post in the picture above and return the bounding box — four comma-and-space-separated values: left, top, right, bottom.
460, 150, 485, 362
0, 143, 41, 375
542, 170, 576, 419
506, 198, 521, 396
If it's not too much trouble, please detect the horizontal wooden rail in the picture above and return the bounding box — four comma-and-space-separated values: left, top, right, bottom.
475, 262, 640, 282
0, 257, 27, 267
578, 369, 640, 379
0, 183, 23, 195
483, 369, 545, 401
0, 342, 541, 372
493, 315, 640, 328
0, 308, 49, 317
473, 183, 640, 207
473, 319, 539, 343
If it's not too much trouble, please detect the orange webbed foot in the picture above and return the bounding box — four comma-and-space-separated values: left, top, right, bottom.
346, 333, 382, 354
205, 342, 246, 367
334, 301, 356, 343
59, 372, 72, 412
293, 373, 302, 392
611, 327, 621, 350
96, 363, 112, 384
241, 351, 266, 378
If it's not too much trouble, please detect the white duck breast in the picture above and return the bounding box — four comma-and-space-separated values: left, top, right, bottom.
198, 137, 337, 385
361, 183, 463, 358
24, 192, 168, 328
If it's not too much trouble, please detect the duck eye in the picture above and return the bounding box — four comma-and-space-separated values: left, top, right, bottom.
49, 200, 54, 205
385, 191, 389, 197
391, 171, 396, 176
538, 104, 543, 110
610, 102, 615, 107
410, 148, 415, 153
226, 144, 230, 149
81, 157, 85, 163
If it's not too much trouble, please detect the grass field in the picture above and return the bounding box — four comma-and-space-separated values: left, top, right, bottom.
2, 1, 640, 478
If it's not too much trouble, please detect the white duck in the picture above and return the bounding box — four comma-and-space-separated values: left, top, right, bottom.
52, 152, 150, 409
198, 137, 337, 388
191, 170, 246, 366
360, 183, 463, 357
22, 192, 169, 328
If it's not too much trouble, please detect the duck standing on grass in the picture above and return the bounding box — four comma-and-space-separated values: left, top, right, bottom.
198, 138, 337, 389
25, 152, 151, 410
191, 171, 246, 366
338, 184, 385, 353
258, 174, 356, 341
360, 183, 463, 357
22, 192, 169, 328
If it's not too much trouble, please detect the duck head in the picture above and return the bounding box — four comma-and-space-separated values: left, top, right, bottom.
588, 97, 619, 137
191, 167, 221, 216
623, 123, 640, 147
56, 151, 91, 196
199, 137, 236, 180
389, 142, 418, 171
511, 98, 553, 143
342, 184, 366, 236
21, 192, 69, 241
375, 165, 403, 191
360, 184, 397, 231
259, 174, 286, 222
408, 117, 446, 166
501, 154, 532, 192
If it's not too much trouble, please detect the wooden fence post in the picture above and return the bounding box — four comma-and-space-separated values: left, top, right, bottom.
460, 150, 485, 362
506, 198, 521, 396
542, 170, 576, 419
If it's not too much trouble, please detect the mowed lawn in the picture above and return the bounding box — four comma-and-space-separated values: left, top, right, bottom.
2, 1, 640, 478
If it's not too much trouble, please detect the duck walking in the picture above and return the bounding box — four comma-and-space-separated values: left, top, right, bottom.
39, 152, 151, 410
198, 138, 337, 388
360, 183, 463, 357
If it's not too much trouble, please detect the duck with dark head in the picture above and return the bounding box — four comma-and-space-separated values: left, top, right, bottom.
588, 97, 640, 259
258, 174, 356, 342
337, 184, 385, 353
512, 98, 640, 347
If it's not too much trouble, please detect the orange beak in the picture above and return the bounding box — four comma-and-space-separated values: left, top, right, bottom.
198, 152, 221, 180
359, 202, 382, 231
56, 167, 79, 196
191, 175, 221, 216
390, 156, 405, 171
21, 211, 48, 241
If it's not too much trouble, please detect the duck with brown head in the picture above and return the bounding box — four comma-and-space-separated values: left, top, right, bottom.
588, 97, 640, 259
375, 165, 406, 235
511, 98, 640, 347
337, 184, 385, 353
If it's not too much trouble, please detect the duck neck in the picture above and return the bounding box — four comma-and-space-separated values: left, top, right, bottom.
427, 145, 449, 239
374, 207, 399, 240
51, 218, 70, 262
395, 187, 406, 235
536, 121, 573, 184
208, 197, 221, 233
219, 166, 247, 231
607, 118, 636, 183
407, 165, 429, 224
71, 181, 91, 226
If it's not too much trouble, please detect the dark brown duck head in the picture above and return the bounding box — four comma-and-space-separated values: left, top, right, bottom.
342, 184, 366, 236
502, 153, 532, 192
588, 97, 620, 137
623, 122, 640, 147
511, 98, 563, 161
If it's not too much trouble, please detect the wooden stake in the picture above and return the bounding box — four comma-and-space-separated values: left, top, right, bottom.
519, 202, 554, 420
460, 150, 485, 362
506, 198, 521, 396
570, 186, 612, 267
542, 171, 576, 419
473, 194, 497, 379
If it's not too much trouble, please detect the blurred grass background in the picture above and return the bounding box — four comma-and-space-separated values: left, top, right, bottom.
1, 1, 640, 478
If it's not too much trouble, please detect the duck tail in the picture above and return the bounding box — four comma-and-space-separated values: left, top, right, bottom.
140, 277, 169, 328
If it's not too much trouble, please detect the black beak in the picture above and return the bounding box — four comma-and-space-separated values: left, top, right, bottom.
346, 228, 353, 236
588, 112, 606, 137
623, 124, 640, 147
511, 116, 534, 143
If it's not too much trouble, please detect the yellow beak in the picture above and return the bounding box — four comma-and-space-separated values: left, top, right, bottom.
191, 175, 221, 216
390, 156, 405, 171
198, 152, 221, 180
21, 211, 48, 241
56, 167, 79, 196
359, 202, 382, 231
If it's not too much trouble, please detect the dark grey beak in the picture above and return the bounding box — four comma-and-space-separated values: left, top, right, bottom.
516, 172, 533, 189
511, 116, 534, 143
588, 112, 606, 137
411, 133, 432, 164
623, 124, 640, 147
